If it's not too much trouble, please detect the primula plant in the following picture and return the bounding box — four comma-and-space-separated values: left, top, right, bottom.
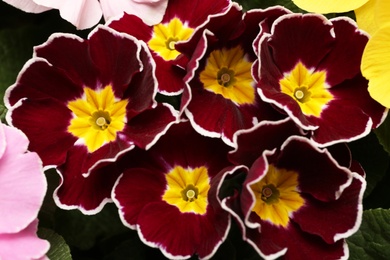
1, 0, 390, 259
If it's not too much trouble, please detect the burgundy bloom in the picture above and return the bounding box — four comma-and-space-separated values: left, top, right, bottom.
254, 13, 387, 146
113, 121, 233, 259
176, 4, 288, 147
5, 25, 178, 176
220, 119, 366, 259
108, 0, 231, 95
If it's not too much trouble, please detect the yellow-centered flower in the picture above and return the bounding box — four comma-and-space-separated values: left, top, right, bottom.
67, 85, 128, 153
148, 17, 194, 61
279, 62, 333, 117
162, 165, 210, 215
250, 164, 305, 227
199, 45, 256, 105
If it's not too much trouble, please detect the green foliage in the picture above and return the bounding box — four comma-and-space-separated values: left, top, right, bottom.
54, 204, 130, 251
38, 228, 72, 260
348, 132, 389, 197
0, 26, 35, 103
348, 209, 390, 260
375, 113, 390, 155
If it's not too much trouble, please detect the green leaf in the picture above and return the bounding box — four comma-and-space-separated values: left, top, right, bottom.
348, 132, 389, 197
54, 203, 129, 251
347, 209, 390, 260
0, 26, 36, 103
38, 228, 72, 260
375, 113, 390, 156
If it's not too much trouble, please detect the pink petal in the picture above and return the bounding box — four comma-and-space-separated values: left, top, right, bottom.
0, 220, 50, 260
0, 123, 5, 159
35, 0, 103, 29
0, 124, 46, 234
3, 0, 51, 13
100, 0, 168, 25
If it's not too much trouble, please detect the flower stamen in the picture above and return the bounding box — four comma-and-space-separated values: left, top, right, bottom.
96, 117, 108, 127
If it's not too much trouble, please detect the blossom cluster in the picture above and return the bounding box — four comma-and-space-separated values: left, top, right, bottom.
2, 0, 389, 259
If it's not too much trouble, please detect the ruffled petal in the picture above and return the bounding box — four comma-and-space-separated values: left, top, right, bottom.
362, 24, 390, 107
0, 124, 46, 234
100, 0, 168, 25
0, 220, 50, 260
3, 0, 51, 13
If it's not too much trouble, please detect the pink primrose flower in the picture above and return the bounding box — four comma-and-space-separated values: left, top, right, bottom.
0, 122, 49, 259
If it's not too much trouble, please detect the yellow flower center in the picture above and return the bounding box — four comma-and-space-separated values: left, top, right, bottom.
250, 164, 305, 227
67, 85, 128, 153
162, 165, 210, 215
148, 17, 194, 61
279, 61, 333, 117
199, 45, 256, 105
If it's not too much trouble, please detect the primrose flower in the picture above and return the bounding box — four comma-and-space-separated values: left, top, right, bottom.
2, 0, 168, 29
222, 119, 366, 259
175, 4, 289, 147
108, 0, 231, 95
254, 13, 387, 147
0, 122, 49, 259
5, 25, 177, 177
113, 121, 233, 259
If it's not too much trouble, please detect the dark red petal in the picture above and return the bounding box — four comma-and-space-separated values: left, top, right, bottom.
113, 167, 166, 228
162, 0, 230, 27
317, 18, 368, 86
7, 98, 76, 167
34, 33, 99, 88
267, 14, 334, 73
229, 118, 302, 167
246, 221, 347, 259
119, 120, 233, 176
88, 26, 145, 96
137, 202, 230, 259
55, 147, 122, 213
185, 86, 281, 146
293, 173, 365, 244
124, 103, 178, 150
5, 59, 83, 107
276, 137, 352, 202
108, 13, 153, 42
330, 76, 387, 129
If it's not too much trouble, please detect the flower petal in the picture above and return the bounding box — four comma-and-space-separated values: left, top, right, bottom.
6, 98, 76, 167
100, 0, 168, 25
0, 220, 50, 260
0, 124, 46, 234
292, 0, 369, 13
3, 0, 51, 13
35, 0, 103, 29
54, 146, 122, 214
362, 24, 390, 107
